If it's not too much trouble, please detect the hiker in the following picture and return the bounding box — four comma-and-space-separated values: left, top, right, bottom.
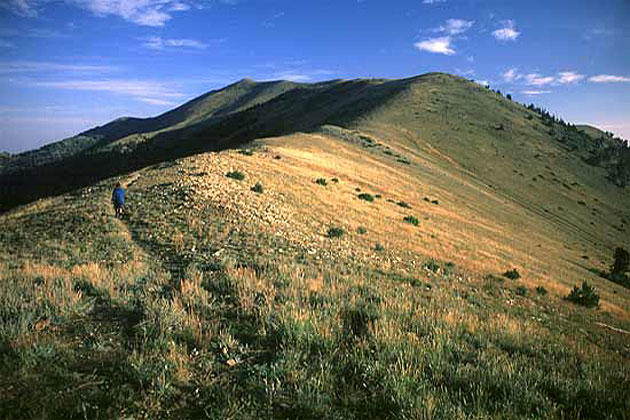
112, 182, 126, 218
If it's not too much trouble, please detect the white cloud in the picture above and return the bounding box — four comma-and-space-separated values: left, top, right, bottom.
522, 90, 551, 95
438, 19, 474, 35
414, 37, 455, 55
493, 20, 520, 41
525, 73, 554, 86
588, 74, 630, 83
557, 71, 585, 84
143, 36, 208, 50
0, 60, 118, 73
502, 68, 521, 82
4, 0, 197, 27
33, 79, 187, 105
273, 73, 311, 82
422, 0, 446, 4
475, 80, 489, 87
138, 97, 177, 106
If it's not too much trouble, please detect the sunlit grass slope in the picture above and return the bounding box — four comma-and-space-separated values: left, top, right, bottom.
1, 121, 629, 418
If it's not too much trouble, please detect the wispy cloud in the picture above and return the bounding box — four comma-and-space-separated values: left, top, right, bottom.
493, 20, 520, 41
475, 80, 490, 86
0, 40, 16, 49
33, 79, 187, 104
437, 18, 474, 35
588, 74, 630, 83
422, 0, 446, 4
414, 37, 455, 55
557, 71, 585, 84
522, 90, 551, 95
4, 0, 198, 26
143, 36, 208, 50
0, 60, 119, 74
138, 97, 177, 106
501, 68, 521, 82
525, 73, 554, 86
1, 0, 38, 17
273, 73, 311, 82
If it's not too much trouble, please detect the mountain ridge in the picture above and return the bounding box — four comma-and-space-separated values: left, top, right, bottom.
1, 72, 628, 213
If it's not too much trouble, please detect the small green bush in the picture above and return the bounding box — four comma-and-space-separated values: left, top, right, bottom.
403, 215, 419, 226
375, 194, 381, 199
503, 269, 521, 280
251, 182, 263, 194
515, 286, 528, 296
274, 155, 281, 160
423, 260, 440, 273
535, 286, 548, 295
315, 178, 328, 186
566, 281, 600, 308
374, 242, 385, 252
226, 170, 245, 181
357, 227, 367, 234
397, 201, 411, 209
327, 226, 345, 238
431, 199, 440, 205
331, 178, 339, 183
358, 193, 374, 202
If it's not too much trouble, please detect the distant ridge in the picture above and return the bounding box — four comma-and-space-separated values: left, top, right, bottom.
1, 72, 629, 211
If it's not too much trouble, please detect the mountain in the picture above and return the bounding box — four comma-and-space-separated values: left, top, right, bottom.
1, 73, 629, 419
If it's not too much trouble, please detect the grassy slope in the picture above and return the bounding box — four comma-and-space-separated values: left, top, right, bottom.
1, 73, 629, 418
1, 132, 629, 419
576, 124, 610, 140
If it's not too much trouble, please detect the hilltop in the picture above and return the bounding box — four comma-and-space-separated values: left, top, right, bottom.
1, 73, 629, 419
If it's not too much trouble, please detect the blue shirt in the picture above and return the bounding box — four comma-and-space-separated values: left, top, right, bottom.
112, 187, 125, 206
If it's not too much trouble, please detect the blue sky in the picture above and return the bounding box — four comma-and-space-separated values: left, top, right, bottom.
0, 0, 629, 153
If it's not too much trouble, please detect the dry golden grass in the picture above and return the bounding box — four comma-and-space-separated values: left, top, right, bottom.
171, 132, 628, 319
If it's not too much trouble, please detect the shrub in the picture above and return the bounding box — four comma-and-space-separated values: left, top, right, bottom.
611, 247, 629, 278
403, 215, 419, 226
250, 182, 263, 194
375, 194, 381, 199
326, 226, 345, 238
535, 286, 548, 295
566, 281, 600, 308
423, 260, 440, 273
315, 178, 327, 186
274, 155, 282, 160
226, 170, 245, 181
374, 242, 385, 252
358, 193, 374, 202
356, 227, 367, 234
515, 286, 528, 296
503, 269, 521, 280
431, 199, 440, 205
331, 178, 339, 183
397, 201, 411, 209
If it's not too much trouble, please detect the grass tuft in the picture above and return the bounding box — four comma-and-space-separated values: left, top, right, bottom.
403, 215, 419, 226
226, 170, 245, 180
